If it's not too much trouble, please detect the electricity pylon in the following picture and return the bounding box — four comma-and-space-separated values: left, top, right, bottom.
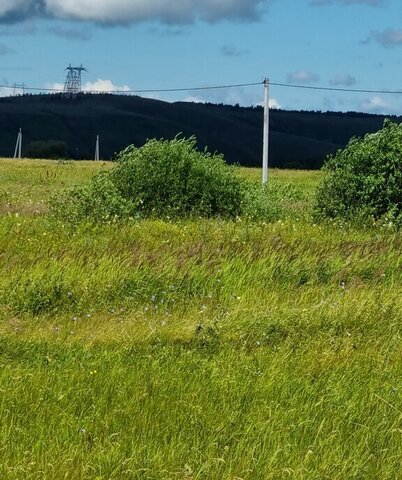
64, 64, 87, 96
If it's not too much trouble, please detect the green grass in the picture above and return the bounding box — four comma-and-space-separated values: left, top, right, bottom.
0, 158, 401, 479
0, 158, 113, 214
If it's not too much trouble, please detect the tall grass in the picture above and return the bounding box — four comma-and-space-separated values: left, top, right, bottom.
0, 158, 401, 479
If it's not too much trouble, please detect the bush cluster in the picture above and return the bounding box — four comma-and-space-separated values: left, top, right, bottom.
53, 137, 246, 222
109, 137, 245, 219
52, 136, 305, 224
315, 119, 402, 228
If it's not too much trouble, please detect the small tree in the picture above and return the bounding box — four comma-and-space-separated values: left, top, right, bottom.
315, 119, 402, 227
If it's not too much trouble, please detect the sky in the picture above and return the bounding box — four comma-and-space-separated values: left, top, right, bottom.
0, 0, 402, 114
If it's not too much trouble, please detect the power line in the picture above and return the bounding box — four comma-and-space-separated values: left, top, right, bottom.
0, 81, 262, 94
1, 79, 402, 95
124, 81, 263, 93
269, 81, 402, 95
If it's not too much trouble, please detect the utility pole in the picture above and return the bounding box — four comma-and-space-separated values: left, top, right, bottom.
13, 128, 22, 159
95, 134, 100, 161
262, 77, 270, 186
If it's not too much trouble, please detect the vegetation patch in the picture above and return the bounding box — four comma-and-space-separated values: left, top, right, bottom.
315, 119, 402, 228
53, 137, 245, 221
52, 137, 305, 223
0, 159, 401, 479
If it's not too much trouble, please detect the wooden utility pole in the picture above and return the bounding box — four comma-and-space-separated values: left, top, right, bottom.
14, 128, 22, 159
95, 134, 100, 161
262, 78, 270, 185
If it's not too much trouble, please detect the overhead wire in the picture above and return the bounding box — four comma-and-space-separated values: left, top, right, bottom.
0, 81, 262, 94
269, 82, 402, 95
1, 79, 402, 95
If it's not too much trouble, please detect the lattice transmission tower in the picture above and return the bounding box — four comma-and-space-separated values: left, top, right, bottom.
64, 64, 87, 96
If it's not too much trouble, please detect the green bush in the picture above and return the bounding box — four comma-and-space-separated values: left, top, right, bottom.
110, 137, 245, 219
53, 137, 246, 221
52, 173, 135, 223
315, 119, 402, 228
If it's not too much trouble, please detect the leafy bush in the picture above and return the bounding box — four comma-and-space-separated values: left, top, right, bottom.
110, 137, 245, 219
52, 173, 135, 223
53, 137, 246, 221
315, 119, 402, 228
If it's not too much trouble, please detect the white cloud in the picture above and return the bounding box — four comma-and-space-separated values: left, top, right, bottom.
269, 98, 281, 109
369, 28, 402, 48
221, 44, 250, 57
47, 79, 131, 93
0, 0, 269, 25
47, 82, 65, 92
287, 70, 320, 84
330, 74, 356, 86
185, 86, 260, 106
82, 79, 131, 92
184, 88, 281, 108
0, 0, 27, 16
359, 95, 393, 114
184, 95, 204, 103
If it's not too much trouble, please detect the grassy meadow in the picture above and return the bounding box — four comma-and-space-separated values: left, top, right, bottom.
0, 158, 401, 479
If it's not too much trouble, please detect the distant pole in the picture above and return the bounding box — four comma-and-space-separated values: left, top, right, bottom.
95, 134, 100, 161
262, 77, 270, 186
14, 128, 22, 159
18, 129, 22, 159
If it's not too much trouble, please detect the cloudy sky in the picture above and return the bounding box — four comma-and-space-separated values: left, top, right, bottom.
0, 0, 401, 113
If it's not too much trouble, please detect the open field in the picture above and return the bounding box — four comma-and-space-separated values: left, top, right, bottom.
0, 158, 401, 479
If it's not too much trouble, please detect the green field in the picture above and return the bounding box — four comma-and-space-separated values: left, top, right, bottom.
0, 159, 401, 479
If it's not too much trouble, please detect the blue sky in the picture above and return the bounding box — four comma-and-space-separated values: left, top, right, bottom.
0, 0, 402, 114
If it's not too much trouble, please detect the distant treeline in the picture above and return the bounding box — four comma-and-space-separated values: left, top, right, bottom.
0, 93, 399, 168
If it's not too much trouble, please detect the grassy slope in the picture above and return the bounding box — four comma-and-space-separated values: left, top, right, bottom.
0, 159, 401, 480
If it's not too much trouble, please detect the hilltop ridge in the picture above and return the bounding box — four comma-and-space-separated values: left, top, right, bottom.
0, 93, 398, 168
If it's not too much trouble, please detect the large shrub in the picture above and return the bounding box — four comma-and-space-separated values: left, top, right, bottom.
315, 119, 402, 227
53, 137, 247, 221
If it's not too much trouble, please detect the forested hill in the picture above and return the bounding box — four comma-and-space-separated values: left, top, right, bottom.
0, 93, 399, 168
